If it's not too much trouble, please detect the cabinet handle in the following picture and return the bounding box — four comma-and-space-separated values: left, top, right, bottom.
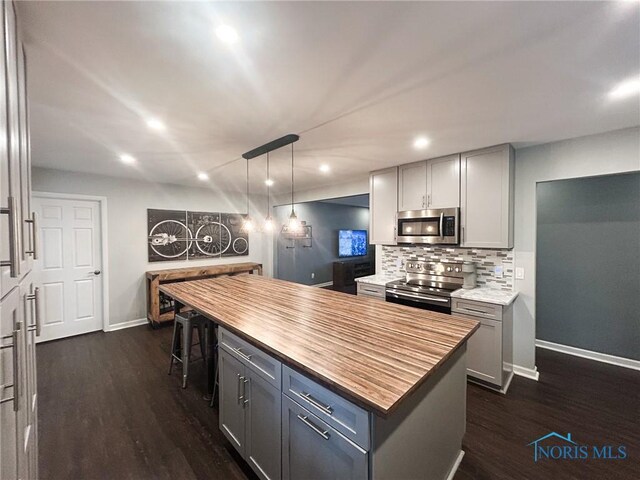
233, 347, 252, 363
427, 194, 431, 207
300, 392, 333, 415
461, 226, 465, 243
242, 377, 249, 408
0, 332, 17, 408
0, 196, 20, 278
237, 374, 244, 403
26, 287, 41, 336
24, 211, 38, 259
460, 306, 489, 316
296, 414, 330, 440
421, 195, 425, 208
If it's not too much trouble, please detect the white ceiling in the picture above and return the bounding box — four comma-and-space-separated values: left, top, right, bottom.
18, 1, 640, 194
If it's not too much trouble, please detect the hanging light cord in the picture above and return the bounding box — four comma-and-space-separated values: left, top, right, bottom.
266, 152, 270, 215
290, 143, 294, 210
246, 157, 250, 215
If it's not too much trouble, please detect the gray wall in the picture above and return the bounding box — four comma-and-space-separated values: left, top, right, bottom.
513, 126, 640, 371
274, 201, 370, 285
536, 172, 640, 360
33, 167, 271, 327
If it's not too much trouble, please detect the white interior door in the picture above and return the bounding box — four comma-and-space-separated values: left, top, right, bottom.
32, 195, 103, 342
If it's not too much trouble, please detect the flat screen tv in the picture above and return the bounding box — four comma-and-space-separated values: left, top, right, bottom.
338, 230, 368, 258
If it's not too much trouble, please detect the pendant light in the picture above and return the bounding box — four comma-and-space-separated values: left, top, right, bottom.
263, 152, 274, 232
287, 142, 301, 233
240, 157, 254, 233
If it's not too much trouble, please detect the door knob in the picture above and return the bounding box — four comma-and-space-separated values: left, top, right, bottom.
93, 270, 101, 275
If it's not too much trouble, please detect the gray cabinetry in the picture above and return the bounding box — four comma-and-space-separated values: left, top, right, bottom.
282, 394, 368, 480
426, 154, 460, 209
219, 329, 282, 480
369, 167, 397, 245
398, 161, 427, 211
460, 144, 514, 248
453, 298, 513, 391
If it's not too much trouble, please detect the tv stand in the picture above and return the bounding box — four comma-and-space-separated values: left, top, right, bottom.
333, 259, 374, 289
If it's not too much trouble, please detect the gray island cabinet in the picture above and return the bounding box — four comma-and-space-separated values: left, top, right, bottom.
158, 276, 478, 480
219, 326, 468, 480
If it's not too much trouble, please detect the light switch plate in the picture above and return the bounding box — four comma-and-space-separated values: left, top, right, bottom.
494, 265, 504, 278
515, 267, 525, 280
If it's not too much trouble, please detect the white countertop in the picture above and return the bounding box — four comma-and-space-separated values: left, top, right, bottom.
451, 287, 519, 306
355, 274, 403, 287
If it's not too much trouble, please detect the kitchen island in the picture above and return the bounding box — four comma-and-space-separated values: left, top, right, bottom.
160, 275, 479, 480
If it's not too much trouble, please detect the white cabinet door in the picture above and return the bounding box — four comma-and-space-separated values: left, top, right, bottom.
245, 370, 281, 480
17, 44, 33, 280
369, 167, 397, 245
466, 317, 503, 386
426, 154, 460, 209
398, 161, 427, 211
460, 144, 514, 248
1, 0, 21, 299
282, 395, 368, 480
219, 347, 247, 456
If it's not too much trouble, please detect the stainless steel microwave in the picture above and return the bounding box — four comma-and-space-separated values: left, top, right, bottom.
396, 207, 459, 245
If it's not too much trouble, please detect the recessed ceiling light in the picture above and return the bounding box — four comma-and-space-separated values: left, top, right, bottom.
609, 77, 640, 100
413, 136, 430, 149
119, 154, 135, 164
215, 25, 239, 45
265, 178, 274, 186
319, 164, 330, 173
198, 172, 209, 181
146, 118, 166, 131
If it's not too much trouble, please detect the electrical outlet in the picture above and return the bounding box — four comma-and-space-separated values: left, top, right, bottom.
311, 272, 315, 279
494, 265, 504, 279
515, 267, 525, 280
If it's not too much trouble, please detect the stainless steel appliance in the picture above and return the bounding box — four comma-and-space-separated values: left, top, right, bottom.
396, 208, 459, 245
386, 260, 476, 314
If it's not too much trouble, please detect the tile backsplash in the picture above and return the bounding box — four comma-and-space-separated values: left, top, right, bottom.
380, 245, 514, 291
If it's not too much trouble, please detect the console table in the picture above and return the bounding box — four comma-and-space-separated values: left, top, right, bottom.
145, 262, 262, 327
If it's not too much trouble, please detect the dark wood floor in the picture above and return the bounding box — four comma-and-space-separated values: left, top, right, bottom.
38, 325, 639, 479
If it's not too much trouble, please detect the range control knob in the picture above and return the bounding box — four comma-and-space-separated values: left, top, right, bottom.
447, 266, 453, 272
454, 267, 461, 273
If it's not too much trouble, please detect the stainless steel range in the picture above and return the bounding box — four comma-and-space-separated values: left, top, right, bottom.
386, 260, 476, 314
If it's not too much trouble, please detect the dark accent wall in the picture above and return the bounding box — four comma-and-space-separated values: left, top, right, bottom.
274, 201, 372, 285
536, 172, 640, 360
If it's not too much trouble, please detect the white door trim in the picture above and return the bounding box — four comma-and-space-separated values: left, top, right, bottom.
33, 191, 109, 333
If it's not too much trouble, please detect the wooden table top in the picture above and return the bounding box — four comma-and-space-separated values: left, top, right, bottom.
160, 275, 479, 416
146, 262, 261, 280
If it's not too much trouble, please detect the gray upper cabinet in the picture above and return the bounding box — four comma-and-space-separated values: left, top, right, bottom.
460, 144, 514, 248
426, 154, 460, 209
398, 161, 427, 211
369, 167, 397, 245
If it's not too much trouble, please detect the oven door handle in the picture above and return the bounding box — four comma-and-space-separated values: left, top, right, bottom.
439, 212, 444, 237
386, 290, 450, 303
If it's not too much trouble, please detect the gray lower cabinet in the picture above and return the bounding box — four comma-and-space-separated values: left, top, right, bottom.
452, 298, 513, 391
282, 394, 368, 480
219, 338, 281, 480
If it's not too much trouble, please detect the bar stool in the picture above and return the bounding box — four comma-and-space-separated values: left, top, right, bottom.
168, 311, 207, 388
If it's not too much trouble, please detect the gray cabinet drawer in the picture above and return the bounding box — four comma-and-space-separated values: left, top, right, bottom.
220, 327, 282, 389
282, 394, 368, 480
452, 298, 502, 321
356, 283, 385, 299
282, 365, 370, 450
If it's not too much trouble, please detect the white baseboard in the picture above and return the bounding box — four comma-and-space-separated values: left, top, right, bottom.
445, 450, 465, 480
536, 339, 640, 372
105, 317, 147, 332
311, 281, 333, 288
512, 364, 540, 381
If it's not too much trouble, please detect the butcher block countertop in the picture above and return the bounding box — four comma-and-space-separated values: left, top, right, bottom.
160, 275, 479, 416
